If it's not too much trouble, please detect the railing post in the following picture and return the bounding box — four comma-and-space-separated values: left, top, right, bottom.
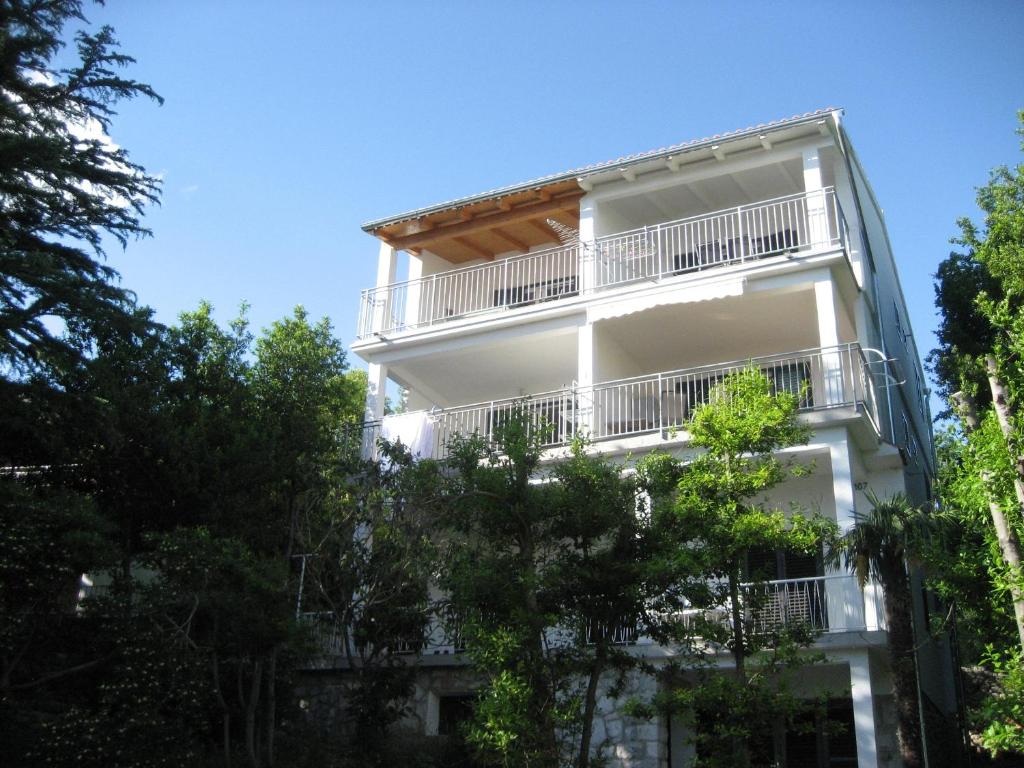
654, 224, 663, 280
736, 205, 744, 261
501, 260, 509, 308
657, 373, 664, 432
569, 383, 576, 442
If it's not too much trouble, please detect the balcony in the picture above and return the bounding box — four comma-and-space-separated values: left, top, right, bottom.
356, 188, 849, 339
300, 575, 885, 661
350, 343, 880, 461
677, 574, 887, 639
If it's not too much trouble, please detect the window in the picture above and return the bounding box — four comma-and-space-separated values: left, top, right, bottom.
438, 694, 476, 737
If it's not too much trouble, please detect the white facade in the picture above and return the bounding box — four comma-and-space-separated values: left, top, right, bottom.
349, 109, 953, 768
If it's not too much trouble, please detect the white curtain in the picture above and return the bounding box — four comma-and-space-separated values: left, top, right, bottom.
381, 412, 435, 459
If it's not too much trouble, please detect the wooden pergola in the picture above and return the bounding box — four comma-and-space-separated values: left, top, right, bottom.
366, 178, 584, 263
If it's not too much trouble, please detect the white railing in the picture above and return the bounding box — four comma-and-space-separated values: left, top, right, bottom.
299, 611, 465, 659
299, 611, 347, 655
586, 342, 879, 440
677, 574, 879, 639
357, 242, 580, 338
301, 576, 882, 660
351, 344, 879, 461
356, 190, 848, 338
593, 188, 844, 289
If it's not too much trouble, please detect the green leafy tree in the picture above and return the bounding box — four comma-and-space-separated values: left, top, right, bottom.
635, 367, 834, 768
0, 480, 113, 698
931, 113, 1024, 649
438, 414, 660, 768
294, 439, 440, 760
929, 112, 1024, 760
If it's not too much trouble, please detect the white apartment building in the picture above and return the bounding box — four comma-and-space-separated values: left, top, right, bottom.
346, 109, 957, 768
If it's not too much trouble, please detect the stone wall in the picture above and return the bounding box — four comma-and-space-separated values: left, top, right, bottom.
580, 669, 666, 768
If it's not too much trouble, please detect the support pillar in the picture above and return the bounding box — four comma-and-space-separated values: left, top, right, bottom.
577, 322, 595, 437
848, 649, 881, 768
825, 427, 868, 630
803, 147, 830, 247
578, 196, 596, 293
371, 242, 398, 334
815, 277, 845, 406
405, 253, 423, 330
364, 362, 389, 458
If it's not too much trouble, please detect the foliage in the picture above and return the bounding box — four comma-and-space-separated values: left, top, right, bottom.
974, 647, 1024, 756
931, 425, 1021, 655
827, 493, 933, 768
436, 416, 660, 768
929, 111, 1024, 760
634, 367, 835, 767
631, 636, 825, 767
0, 477, 113, 696
0, 0, 162, 376
31, 621, 212, 768
1, 298, 365, 767
297, 440, 439, 755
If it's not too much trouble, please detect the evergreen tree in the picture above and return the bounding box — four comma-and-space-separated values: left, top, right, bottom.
0, 0, 162, 376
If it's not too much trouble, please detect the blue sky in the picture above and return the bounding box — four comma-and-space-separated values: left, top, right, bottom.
80, 1, 1022, 404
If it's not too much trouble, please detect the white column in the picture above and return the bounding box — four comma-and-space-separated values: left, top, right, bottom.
578, 196, 597, 293
848, 650, 880, 768
405, 253, 423, 329
803, 147, 829, 247
371, 241, 398, 333
815, 277, 845, 406
365, 362, 388, 422
828, 428, 856, 530
825, 428, 865, 631
577, 322, 595, 436
362, 362, 389, 459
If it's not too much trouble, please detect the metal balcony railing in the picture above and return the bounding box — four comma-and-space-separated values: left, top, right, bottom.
298, 611, 466, 659
352, 343, 879, 461
677, 574, 886, 638
357, 242, 580, 338
356, 189, 848, 339
301, 575, 885, 659
593, 188, 845, 289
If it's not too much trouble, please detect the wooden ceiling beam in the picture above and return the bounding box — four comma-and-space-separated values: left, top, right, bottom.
527, 218, 561, 243
385, 191, 584, 251
546, 209, 580, 228
452, 235, 493, 260
492, 227, 529, 252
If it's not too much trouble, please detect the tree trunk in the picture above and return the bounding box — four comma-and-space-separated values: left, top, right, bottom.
211, 652, 232, 768
264, 650, 277, 768
577, 640, 606, 768
519, 534, 560, 763
883, 570, 924, 768
954, 390, 1024, 650
727, 567, 750, 768
245, 659, 263, 768
987, 357, 1024, 495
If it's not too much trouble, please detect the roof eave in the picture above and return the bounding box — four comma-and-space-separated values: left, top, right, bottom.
361, 108, 841, 234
